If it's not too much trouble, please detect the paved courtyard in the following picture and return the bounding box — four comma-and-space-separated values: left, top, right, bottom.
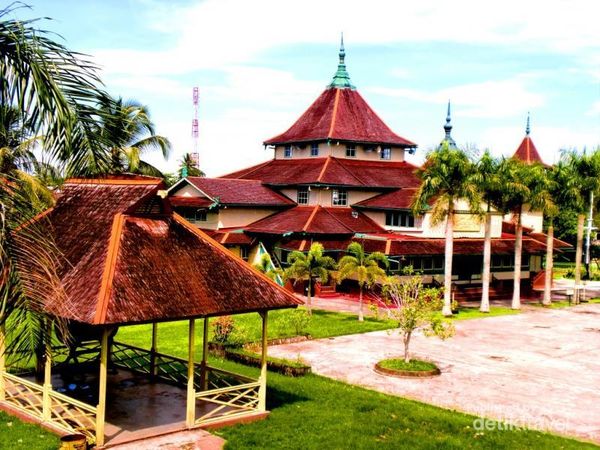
269, 304, 600, 444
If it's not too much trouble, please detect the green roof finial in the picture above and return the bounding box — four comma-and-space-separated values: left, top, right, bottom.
181, 166, 188, 178
328, 33, 356, 90
526, 112, 531, 136
439, 100, 458, 149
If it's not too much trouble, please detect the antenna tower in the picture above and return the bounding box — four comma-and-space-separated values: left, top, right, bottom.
191, 87, 199, 168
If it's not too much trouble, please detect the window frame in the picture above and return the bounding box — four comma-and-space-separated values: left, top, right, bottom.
310, 143, 319, 157
345, 145, 356, 158
385, 210, 417, 228
380, 147, 391, 160
284, 145, 293, 158
332, 189, 348, 206
297, 187, 309, 205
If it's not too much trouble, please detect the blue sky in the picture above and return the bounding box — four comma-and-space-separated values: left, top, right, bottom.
17, 0, 600, 176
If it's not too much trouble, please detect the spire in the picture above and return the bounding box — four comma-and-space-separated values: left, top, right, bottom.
440, 100, 457, 149
328, 33, 356, 90
525, 112, 531, 136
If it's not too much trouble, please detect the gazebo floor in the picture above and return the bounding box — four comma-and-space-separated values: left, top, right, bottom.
24, 366, 266, 447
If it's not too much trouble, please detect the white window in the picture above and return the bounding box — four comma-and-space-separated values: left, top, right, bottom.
381, 147, 391, 160
284, 145, 293, 158
332, 189, 347, 206
385, 211, 416, 228
240, 246, 249, 261
310, 143, 319, 157
345, 145, 356, 158
297, 187, 309, 204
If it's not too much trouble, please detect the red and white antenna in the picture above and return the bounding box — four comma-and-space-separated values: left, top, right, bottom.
191, 86, 200, 167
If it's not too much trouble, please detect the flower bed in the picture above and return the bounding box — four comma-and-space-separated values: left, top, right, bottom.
374, 358, 440, 378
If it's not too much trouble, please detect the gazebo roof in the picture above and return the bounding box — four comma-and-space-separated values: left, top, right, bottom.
38, 176, 301, 326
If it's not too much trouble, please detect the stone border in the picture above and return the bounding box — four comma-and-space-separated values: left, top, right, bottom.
374, 360, 441, 378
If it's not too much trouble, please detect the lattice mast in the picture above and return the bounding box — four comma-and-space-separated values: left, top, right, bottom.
191, 87, 200, 168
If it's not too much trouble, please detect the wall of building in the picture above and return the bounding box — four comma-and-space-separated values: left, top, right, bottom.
504, 206, 544, 233
218, 208, 278, 228
280, 187, 378, 207
274, 142, 405, 162
173, 183, 207, 198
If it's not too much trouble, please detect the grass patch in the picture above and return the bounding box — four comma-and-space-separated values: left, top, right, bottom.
378, 358, 437, 372
115, 308, 397, 355
432, 306, 520, 321
207, 359, 595, 450
0, 410, 59, 450
533, 298, 600, 309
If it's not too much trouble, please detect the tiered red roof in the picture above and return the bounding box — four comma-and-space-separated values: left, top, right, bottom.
245, 205, 384, 235
512, 136, 546, 166
171, 177, 294, 207
354, 188, 419, 210
222, 156, 420, 188
279, 234, 548, 255
32, 177, 300, 325
263, 88, 416, 148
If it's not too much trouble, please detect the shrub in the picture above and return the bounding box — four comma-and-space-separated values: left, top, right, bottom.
280, 309, 312, 336
212, 315, 235, 344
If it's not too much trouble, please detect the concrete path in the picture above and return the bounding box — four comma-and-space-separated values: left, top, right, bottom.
269, 304, 600, 444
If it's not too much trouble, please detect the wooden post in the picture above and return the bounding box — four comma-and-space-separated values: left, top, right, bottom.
42, 326, 52, 421
186, 319, 196, 428
150, 322, 158, 378
96, 328, 109, 447
258, 311, 268, 412
0, 324, 5, 401
200, 317, 209, 391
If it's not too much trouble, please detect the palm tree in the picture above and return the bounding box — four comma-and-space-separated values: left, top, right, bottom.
179, 152, 205, 177
337, 242, 388, 321
285, 242, 336, 315
562, 149, 600, 301
254, 253, 283, 284
473, 151, 502, 313
1, 5, 107, 364
499, 159, 552, 309
96, 96, 171, 176
412, 143, 481, 316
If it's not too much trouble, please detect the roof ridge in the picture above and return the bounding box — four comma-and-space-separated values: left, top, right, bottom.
94, 213, 126, 324
302, 205, 321, 232
330, 157, 370, 186
220, 159, 274, 179
317, 156, 332, 183
320, 206, 356, 233
327, 88, 342, 138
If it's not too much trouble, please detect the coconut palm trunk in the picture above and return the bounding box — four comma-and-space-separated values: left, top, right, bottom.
480, 208, 492, 313
542, 220, 554, 306
306, 276, 313, 315
574, 214, 585, 304
358, 284, 364, 322
443, 202, 454, 316
512, 209, 523, 310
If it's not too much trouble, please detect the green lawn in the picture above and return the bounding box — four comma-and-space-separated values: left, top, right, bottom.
446, 306, 520, 320
115, 308, 397, 354
533, 298, 600, 309
0, 411, 59, 450
209, 359, 596, 450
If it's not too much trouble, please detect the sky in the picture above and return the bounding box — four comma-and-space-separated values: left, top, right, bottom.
16, 0, 600, 176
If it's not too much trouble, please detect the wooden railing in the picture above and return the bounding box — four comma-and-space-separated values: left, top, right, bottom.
1, 372, 97, 442
111, 342, 262, 425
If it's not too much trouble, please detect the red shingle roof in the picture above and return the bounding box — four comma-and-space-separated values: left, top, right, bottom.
245, 205, 384, 235
222, 156, 420, 188
176, 177, 294, 207
205, 229, 255, 246
263, 88, 416, 148
39, 178, 300, 325
353, 188, 419, 209
512, 136, 546, 166
169, 196, 213, 208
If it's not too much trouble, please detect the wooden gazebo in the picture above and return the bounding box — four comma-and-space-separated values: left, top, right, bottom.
0, 176, 301, 446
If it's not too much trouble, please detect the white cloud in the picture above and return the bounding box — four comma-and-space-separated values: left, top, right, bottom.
367, 76, 545, 118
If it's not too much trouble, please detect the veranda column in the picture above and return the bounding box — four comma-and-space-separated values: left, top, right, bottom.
186, 319, 196, 428
258, 311, 268, 412
150, 322, 158, 378
200, 317, 209, 391
0, 324, 5, 401
96, 328, 109, 447
42, 323, 52, 421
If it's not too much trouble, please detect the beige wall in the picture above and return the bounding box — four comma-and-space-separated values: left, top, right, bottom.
218, 208, 277, 228
173, 183, 207, 198
274, 142, 405, 162
504, 205, 544, 233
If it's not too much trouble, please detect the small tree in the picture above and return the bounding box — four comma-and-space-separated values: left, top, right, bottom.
383, 269, 454, 363
285, 242, 336, 315
337, 242, 388, 321
254, 253, 284, 284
